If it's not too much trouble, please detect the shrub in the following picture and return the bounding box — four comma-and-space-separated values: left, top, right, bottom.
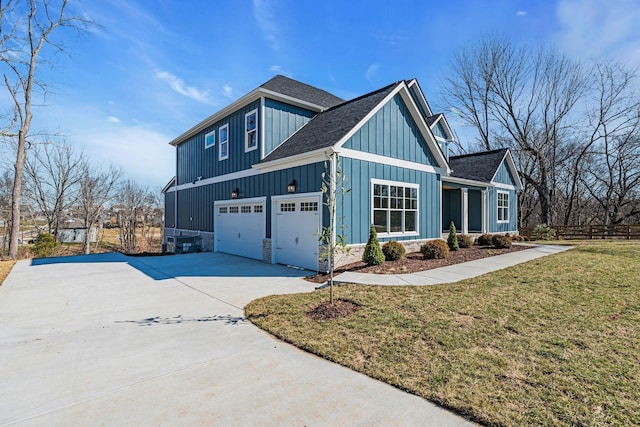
447, 221, 459, 251
477, 234, 493, 246
533, 223, 556, 240
492, 235, 513, 249
458, 234, 473, 248
382, 240, 406, 261
33, 233, 57, 258
420, 240, 449, 259
362, 225, 385, 265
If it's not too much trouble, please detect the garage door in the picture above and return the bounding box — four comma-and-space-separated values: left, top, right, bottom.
215, 200, 265, 260
274, 197, 320, 271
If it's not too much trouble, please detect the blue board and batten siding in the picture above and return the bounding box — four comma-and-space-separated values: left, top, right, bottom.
176, 100, 261, 185
488, 159, 518, 232
263, 99, 315, 156
343, 94, 438, 167
174, 162, 326, 238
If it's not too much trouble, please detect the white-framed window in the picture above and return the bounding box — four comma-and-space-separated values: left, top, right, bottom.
497, 191, 509, 223
219, 124, 229, 160
229, 206, 238, 213
219, 206, 227, 214
280, 202, 295, 212
245, 109, 258, 153
301, 201, 318, 212
241, 205, 251, 213
371, 179, 419, 236
254, 205, 263, 213
205, 130, 215, 149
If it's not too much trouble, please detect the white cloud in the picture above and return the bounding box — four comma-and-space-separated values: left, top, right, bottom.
154, 70, 214, 105
222, 85, 233, 98
516, 10, 527, 16
556, 0, 640, 62
365, 63, 381, 85
107, 116, 120, 123
269, 65, 282, 72
253, 0, 280, 50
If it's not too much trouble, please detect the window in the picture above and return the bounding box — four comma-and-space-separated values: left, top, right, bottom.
254, 205, 263, 213
219, 206, 227, 214
219, 124, 229, 160
229, 206, 238, 213
241, 206, 251, 213
497, 191, 509, 223
205, 130, 215, 149
245, 109, 258, 152
372, 180, 419, 236
301, 201, 318, 212
280, 202, 295, 212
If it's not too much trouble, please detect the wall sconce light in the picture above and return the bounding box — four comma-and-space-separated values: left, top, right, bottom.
231, 188, 239, 199
287, 180, 296, 193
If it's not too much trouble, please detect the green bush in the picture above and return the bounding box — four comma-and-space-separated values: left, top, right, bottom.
382, 240, 406, 261
533, 223, 556, 240
458, 234, 473, 248
447, 221, 459, 251
492, 235, 513, 249
362, 225, 385, 265
33, 233, 57, 258
477, 234, 493, 246
420, 240, 449, 259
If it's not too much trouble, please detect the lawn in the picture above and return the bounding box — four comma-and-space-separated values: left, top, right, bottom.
0, 260, 16, 285
245, 241, 640, 426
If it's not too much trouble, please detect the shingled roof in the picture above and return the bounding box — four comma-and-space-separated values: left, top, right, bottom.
261, 82, 400, 163
448, 148, 509, 182
260, 75, 344, 109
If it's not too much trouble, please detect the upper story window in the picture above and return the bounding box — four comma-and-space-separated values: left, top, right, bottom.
219, 124, 229, 160
245, 109, 258, 152
497, 191, 509, 223
205, 130, 215, 149
372, 179, 419, 236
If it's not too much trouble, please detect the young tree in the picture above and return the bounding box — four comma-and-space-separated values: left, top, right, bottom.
114, 180, 154, 254
23, 141, 86, 237
76, 165, 120, 255
318, 153, 350, 304
1, 0, 91, 259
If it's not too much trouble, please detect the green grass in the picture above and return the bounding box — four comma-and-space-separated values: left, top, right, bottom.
246, 241, 640, 426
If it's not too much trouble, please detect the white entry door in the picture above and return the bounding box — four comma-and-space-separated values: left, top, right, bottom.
274, 196, 321, 271
215, 199, 265, 261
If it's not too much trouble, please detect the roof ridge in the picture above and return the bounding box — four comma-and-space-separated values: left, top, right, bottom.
449, 147, 507, 159
321, 81, 402, 113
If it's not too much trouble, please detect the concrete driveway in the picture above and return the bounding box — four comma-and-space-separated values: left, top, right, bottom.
0, 252, 471, 426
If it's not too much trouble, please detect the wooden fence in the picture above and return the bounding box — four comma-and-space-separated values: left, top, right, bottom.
519, 224, 640, 240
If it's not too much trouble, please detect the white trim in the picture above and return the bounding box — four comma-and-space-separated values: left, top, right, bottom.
370, 178, 420, 238
260, 97, 266, 160
204, 130, 215, 149
497, 190, 510, 224
490, 150, 523, 190
166, 168, 262, 192
245, 109, 258, 153
492, 182, 518, 191
214, 196, 267, 207
218, 124, 229, 160
442, 176, 490, 188
258, 88, 329, 112
213, 197, 266, 255
482, 189, 488, 233
253, 147, 330, 172
462, 188, 468, 234
406, 79, 434, 117
338, 148, 445, 175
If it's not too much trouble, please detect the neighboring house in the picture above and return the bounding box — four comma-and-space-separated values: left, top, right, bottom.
163, 75, 522, 271
58, 220, 99, 243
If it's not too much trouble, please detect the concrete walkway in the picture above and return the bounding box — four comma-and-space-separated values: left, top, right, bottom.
334, 244, 572, 285
0, 252, 471, 426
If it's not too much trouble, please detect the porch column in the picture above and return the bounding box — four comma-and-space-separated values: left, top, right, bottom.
461, 189, 469, 234
481, 190, 488, 233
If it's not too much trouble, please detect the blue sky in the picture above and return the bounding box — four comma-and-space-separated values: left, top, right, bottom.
7, 0, 640, 190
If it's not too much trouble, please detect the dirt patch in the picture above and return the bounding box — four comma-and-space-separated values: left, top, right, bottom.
306, 244, 532, 284
305, 299, 359, 321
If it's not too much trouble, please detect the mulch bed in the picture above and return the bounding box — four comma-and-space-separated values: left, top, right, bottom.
305, 244, 532, 284
305, 299, 360, 321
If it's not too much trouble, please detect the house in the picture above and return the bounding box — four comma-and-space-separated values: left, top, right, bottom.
163, 75, 522, 271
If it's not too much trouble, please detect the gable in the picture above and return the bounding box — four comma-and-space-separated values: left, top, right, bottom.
432, 121, 447, 139
342, 94, 438, 167
492, 159, 516, 186
263, 98, 316, 157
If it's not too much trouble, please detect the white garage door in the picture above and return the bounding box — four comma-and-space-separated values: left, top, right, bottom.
274, 196, 320, 271
215, 200, 265, 261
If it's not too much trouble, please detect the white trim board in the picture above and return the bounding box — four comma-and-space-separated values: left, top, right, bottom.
339, 148, 446, 175
166, 168, 262, 192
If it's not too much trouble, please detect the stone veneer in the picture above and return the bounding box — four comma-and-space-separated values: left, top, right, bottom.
163, 228, 215, 252
262, 239, 272, 264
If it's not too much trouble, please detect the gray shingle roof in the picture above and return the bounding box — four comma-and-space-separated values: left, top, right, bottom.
261, 82, 400, 163
448, 148, 508, 182
260, 75, 344, 109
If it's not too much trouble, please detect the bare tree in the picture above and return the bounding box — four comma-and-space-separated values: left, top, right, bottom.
1, 0, 91, 259
0, 170, 12, 253
114, 180, 154, 254
76, 165, 120, 255
23, 141, 86, 237
442, 35, 587, 225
